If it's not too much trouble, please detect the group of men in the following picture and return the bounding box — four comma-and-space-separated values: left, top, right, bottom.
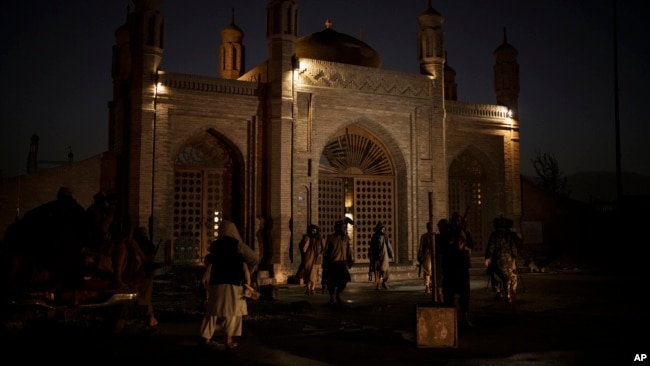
417, 211, 520, 327
295, 211, 519, 323
417, 212, 473, 326
295, 217, 395, 306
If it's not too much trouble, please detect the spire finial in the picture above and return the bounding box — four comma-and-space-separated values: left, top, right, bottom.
231, 8, 235, 24
325, 19, 332, 29
503, 27, 508, 43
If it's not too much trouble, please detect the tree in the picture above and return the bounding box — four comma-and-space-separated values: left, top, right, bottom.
531, 149, 567, 193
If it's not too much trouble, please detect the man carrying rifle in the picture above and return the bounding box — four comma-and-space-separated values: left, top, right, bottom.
417, 219, 448, 302
133, 226, 160, 328
417, 222, 435, 295
484, 215, 520, 303
440, 212, 474, 328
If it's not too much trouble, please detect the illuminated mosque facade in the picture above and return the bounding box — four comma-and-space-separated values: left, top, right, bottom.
10, 0, 522, 282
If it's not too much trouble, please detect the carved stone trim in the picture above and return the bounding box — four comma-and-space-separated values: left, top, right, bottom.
446, 101, 510, 119
297, 59, 431, 97
159, 72, 258, 96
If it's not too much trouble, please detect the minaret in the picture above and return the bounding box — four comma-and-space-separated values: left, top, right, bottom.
494, 28, 521, 232
265, 0, 298, 270
493, 27, 520, 118
444, 51, 457, 100
109, 0, 164, 231
27, 133, 39, 174
219, 8, 245, 79
417, 0, 445, 78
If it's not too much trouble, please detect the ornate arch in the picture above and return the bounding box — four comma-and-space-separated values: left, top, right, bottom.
318, 126, 396, 264
319, 126, 394, 176
174, 133, 232, 168
171, 132, 237, 263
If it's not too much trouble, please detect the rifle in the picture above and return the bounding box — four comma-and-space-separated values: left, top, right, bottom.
514, 265, 526, 293
428, 192, 440, 303
462, 205, 470, 224
154, 238, 162, 257
460, 205, 472, 250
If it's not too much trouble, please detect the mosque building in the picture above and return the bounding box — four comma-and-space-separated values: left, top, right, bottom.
5, 0, 522, 283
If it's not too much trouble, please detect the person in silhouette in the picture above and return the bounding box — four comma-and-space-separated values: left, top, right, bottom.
199, 220, 259, 350
295, 224, 324, 295
433, 218, 449, 302
369, 222, 393, 290
133, 226, 159, 328
485, 215, 520, 303
322, 219, 354, 305
441, 212, 474, 327
418, 221, 436, 294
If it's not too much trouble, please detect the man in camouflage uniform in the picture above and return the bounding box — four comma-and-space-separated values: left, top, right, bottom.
484, 215, 521, 303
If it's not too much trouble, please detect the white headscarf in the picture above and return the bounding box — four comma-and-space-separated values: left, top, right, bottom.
219, 220, 242, 242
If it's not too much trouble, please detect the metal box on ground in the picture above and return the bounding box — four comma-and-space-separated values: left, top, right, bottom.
415, 304, 458, 348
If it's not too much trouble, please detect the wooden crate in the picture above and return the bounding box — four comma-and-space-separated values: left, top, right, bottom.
415, 305, 458, 348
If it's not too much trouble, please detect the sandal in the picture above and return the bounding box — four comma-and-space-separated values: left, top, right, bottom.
226, 342, 239, 350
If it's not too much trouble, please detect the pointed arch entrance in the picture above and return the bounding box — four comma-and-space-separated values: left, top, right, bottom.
318, 126, 395, 264
448, 150, 487, 254
171, 132, 240, 264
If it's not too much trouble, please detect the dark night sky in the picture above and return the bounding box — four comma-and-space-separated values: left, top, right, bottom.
1, 0, 648, 178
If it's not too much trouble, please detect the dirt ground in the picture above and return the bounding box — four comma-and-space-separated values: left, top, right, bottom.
146, 268, 648, 365
3, 267, 647, 365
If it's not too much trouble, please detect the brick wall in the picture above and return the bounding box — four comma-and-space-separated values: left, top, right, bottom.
0, 154, 103, 237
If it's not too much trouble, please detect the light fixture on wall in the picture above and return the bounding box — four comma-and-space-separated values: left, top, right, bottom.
344, 177, 353, 211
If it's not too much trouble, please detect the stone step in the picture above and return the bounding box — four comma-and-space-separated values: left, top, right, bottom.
152, 257, 501, 292
349, 264, 419, 282
349, 256, 491, 283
